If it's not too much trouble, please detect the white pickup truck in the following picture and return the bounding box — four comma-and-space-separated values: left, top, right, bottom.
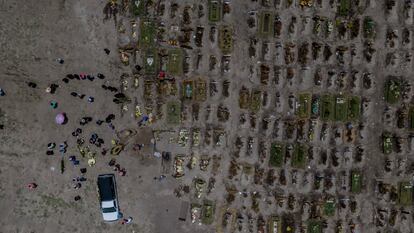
97, 174, 120, 221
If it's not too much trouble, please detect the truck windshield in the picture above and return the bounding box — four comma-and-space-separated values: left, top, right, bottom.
102, 207, 116, 213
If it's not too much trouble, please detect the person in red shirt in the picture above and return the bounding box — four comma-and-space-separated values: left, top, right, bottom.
27, 183, 37, 190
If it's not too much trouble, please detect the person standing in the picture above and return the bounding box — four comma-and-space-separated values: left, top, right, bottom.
121, 217, 133, 224
27, 183, 38, 190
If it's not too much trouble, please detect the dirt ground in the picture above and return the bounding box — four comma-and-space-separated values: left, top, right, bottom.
1, 0, 414, 233
0, 0, 196, 233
